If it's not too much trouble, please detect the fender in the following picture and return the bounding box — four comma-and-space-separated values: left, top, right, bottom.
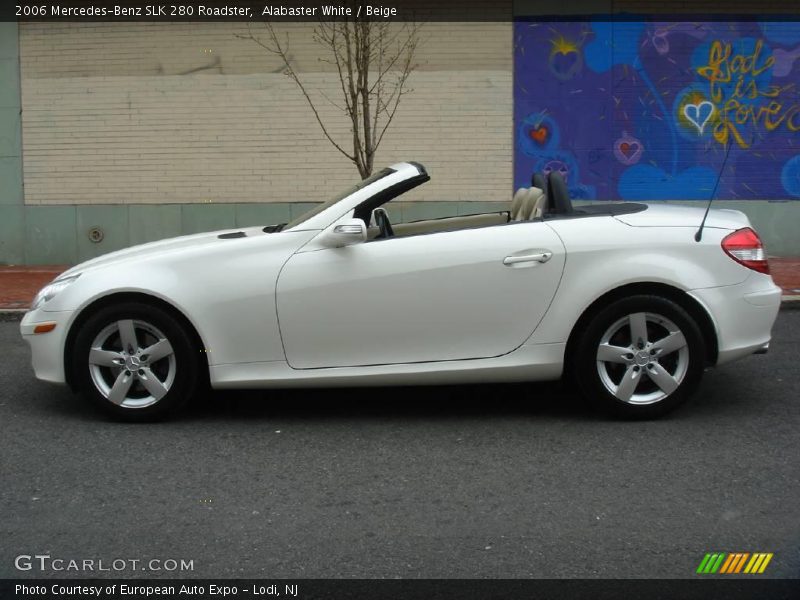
45, 230, 317, 366
527, 217, 745, 346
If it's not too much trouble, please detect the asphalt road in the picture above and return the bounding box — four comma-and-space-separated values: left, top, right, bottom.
1, 311, 799, 580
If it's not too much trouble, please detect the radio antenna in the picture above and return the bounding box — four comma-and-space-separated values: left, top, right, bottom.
695, 138, 733, 242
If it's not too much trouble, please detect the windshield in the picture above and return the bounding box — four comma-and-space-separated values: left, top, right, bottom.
283, 167, 396, 231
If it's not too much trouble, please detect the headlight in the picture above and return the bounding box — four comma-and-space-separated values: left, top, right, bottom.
30, 274, 81, 310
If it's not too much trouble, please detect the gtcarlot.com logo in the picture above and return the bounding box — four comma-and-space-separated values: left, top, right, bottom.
696, 552, 773, 574
14, 554, 194, 573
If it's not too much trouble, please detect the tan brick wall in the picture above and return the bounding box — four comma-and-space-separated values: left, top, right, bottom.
19, 20, 513, 205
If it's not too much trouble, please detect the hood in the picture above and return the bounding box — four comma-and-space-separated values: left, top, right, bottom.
59, 225, 270, 278
614, 204, 751, 230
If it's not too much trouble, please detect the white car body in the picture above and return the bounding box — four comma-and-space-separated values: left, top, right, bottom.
21, 162, 781, 417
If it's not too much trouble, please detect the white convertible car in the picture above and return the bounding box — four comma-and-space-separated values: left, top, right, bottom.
21, 162, 781, 420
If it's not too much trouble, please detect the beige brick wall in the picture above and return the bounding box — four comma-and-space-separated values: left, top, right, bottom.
19, 20, 513, 205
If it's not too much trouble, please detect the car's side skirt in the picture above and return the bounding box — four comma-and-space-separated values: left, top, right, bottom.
209, 342, 565, 389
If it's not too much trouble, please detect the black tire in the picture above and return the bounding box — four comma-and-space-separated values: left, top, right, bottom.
72, 301, 201, 421
573, 295, 706, 419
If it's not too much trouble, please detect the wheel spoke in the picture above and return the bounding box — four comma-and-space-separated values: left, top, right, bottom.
138, 367, 169, 400
88, 348, 124, 367
597, 343, 632, 364
646, 363, 679, 395
141, 338, 173, 363
615, 365, 642, 402
651, 331, 687, 357
108, 371, 134, 405
629, 313, 648, 347
117, 319, 138, 353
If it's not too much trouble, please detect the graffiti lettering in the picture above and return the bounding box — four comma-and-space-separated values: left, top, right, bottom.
696, 39, 774, 103
697, 39, 799, 147
514, 20, 800, 200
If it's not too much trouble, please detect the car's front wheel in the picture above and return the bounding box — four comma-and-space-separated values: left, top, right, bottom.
574, 295, 706, 419
73, 302, 201, 421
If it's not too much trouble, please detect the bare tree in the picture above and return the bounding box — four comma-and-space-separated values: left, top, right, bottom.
241, 15, 422, 178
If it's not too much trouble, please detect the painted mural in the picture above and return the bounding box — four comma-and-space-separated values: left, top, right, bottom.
513, 20, 800, 200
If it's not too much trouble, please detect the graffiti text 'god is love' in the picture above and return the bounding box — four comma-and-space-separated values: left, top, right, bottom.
696, 39, 800, 148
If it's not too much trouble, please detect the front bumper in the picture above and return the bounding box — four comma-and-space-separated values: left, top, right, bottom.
20, 309, 75, 384
689, 274, 782, 366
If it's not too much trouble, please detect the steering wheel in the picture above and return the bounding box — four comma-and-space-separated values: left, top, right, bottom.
373, 207, 394, 239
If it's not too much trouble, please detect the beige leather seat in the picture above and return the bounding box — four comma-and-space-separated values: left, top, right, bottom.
517, 190, 536, 221
511, 188, 527, 221
512, 186, 546, 222
529, 187, 546, 219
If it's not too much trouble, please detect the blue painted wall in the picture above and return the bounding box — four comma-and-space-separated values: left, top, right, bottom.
514, 19, 800, 200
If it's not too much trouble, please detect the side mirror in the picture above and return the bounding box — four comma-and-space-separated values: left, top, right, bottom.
321, 218, 367, 248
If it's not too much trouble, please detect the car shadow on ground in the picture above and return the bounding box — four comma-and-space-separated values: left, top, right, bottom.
31, 366, 755, 425
187, 380, 598, 422
35, 379, 608, 424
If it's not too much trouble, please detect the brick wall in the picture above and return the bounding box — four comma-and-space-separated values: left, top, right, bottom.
19, 20, 513, 206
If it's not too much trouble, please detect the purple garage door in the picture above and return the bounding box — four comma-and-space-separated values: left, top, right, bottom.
513, 18, 800, 200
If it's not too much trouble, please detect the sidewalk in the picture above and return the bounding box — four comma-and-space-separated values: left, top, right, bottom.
770, 257, 800, 300
1, 259, 799, 311
0, 266, 65, 310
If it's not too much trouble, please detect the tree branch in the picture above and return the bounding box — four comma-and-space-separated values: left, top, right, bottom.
241, 16, 423, 178
240, 23, 356, 162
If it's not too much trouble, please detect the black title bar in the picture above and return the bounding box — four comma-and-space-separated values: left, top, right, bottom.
4, 1, 800, 22
3, 579, 800, 600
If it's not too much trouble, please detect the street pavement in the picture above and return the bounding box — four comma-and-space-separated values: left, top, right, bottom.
1, 311, 799, 579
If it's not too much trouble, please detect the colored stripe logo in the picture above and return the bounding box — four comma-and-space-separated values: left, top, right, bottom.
696, 552, 773, 574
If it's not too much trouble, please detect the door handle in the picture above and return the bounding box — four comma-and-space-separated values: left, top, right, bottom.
503, 251, 552, 266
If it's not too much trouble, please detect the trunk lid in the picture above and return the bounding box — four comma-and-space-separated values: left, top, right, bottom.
614, 203, 750, 230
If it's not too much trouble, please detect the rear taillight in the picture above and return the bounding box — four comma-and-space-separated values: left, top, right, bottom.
721, 227, 770, 274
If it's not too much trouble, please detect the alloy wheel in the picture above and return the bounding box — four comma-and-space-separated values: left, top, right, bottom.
595, 312, 689, 405
88, 319, 176, 409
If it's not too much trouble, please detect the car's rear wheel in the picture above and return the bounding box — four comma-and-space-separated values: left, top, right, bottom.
574, 295, 706, 419
73, 302, 200, 421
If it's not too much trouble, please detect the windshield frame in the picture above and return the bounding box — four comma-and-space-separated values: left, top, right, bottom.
283, 167, 397, 231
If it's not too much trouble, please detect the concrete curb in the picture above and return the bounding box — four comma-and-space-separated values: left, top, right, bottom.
781, 296, 800, 309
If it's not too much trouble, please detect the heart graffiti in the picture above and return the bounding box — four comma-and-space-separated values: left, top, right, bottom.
548, 50, 582, 81
683, 101, 716, 135
613, 131, 644, 165
529, 126, 549, 145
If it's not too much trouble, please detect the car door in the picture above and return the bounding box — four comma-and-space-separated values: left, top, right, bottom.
275, 221, 566, 369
